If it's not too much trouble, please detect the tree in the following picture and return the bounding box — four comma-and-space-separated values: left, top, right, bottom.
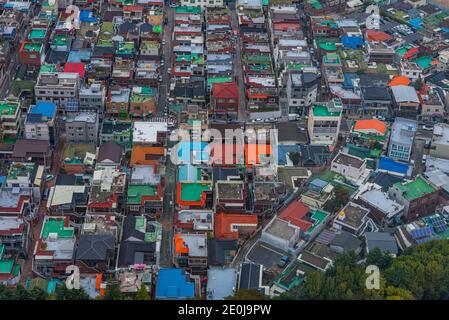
288, 152, 301, 166
13, 285, 31, 300
324, 186, 349, 213
29, 287, 48, 300
103, 280, 123, 300
225, 289, 268, 300
414, 77, 423, 91
135, 285, 150, 300
366, 247, 393, 271
55, 285, 90, 300
385, 286, 414, 300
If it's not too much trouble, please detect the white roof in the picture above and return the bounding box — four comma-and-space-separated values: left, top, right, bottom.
47, 185, 86, 208
133, 121, 168, 143
391, 85, 419, 104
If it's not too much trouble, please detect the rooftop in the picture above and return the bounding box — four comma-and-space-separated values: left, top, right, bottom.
393, 176, 437, 201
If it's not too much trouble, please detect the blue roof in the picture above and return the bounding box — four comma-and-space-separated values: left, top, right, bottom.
178, 164, 200, 182
80, 10, 97, 23
309, 178, 328, 192
343, 73, 357, 89
378, 156, 409, 175
30, 102, 56, 118
0, 176, 6, 185
176, 141, 209, 163
68, 49, 92, 63
277, 145, 301, 166
156, 268, 195, 299
409, 17, 422, 30
342, 36, 365, 49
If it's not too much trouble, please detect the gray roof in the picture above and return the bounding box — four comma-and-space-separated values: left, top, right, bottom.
365, 232, 398, 255
391, 85, 420, 104
390, 117, 418, 145
239, 263, 262, 290
76, 235, 115, 261
330, 231, 362, 251
207, 268, 237, 300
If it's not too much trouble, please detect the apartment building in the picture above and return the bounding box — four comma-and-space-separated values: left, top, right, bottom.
308, 99, 343, 146
65, 112, 99, 144
35, 72, 80, 113
387, 117, 418, 162
24, 102, 58, 147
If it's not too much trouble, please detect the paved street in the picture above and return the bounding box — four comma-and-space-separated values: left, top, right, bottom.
156, 7, 174, 117
230, 4, 247, 121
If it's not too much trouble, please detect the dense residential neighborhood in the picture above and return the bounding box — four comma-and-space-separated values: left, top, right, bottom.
0, 0, 449, 302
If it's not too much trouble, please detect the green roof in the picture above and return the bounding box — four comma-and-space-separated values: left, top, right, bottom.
175, 6, 202, 14
0, 101, 19, 116
394, 176, 437, 201
23, 43, 42, 52
0, 244, 4, 260
413, 56, 433, 69
180, 182, 212, 202
100, 22, 114, 34
29, 29, 46, 40
7, 163, 35, 180
41, 219, 75, 239
308, 0, 323, 9
307, 210, 328, 234
131, 87, 157, 103
207, 76, 232, 88
286, 63, 313, 71
40, 64, 57, 73
319, 42, 337, 51
312, 104, 341, 117
0, 260, 14, 274
117, 42, 135, 55
127, 185, 157, 204
53, 34, 68, 46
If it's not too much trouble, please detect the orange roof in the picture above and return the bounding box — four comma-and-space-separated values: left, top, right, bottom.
95, 273, 102, 290
245, 144, 271, 166
130, 145, 165, 166
353, 119, 387, 135
175, 233, 189, 254
388, 76, 411, 87
214, 212, 258, 240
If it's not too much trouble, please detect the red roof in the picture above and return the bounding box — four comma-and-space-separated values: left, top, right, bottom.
273, 23, 300, 31
215, 212, 258, 240
212, 82, 239, 99
279, 200, 313, 232
64, 62, 85, 78
366, 30, 391, 42
403, 47, 419, 59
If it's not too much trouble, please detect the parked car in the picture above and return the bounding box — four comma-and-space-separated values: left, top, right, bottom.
422, 124, 433, 131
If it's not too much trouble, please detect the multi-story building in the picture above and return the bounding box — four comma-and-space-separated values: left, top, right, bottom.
286, 72, 320, 115
35, 72, 80, 112
387, 117, 418, 162
79, 83, 106, 116
65, 112, 99, 144
18, 41, 45, 66
388, 176, 440, 222
33, 216, 76, 277
420, 89, 445, 123
105, 87, 131, 118
174, 233, 208, 274
130, 86, 158, 118
24, 102, 58, 146
429, 124, 449, 160
180, 0, 223, 7
100, 121, 133, 151
308, 99, 342, 146
211, 82, 239, 121
0, 100, 21, 145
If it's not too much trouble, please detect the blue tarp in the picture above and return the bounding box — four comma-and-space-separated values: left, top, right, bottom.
30, 102, 57, 118
68, 49, 92, 63
342, 36, 365, 49
409, 17, 422, 30
156, 268, 195, 299
0, 176, 6, 186
378, 156, 409, 176
80, 10, 98, 23
178, 164, 199, 182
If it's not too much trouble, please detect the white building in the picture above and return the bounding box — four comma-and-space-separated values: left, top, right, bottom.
331, 152, 368, 185
308, 99, 343, 146
180, 0, 223, 8
35, 72, 80, 112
